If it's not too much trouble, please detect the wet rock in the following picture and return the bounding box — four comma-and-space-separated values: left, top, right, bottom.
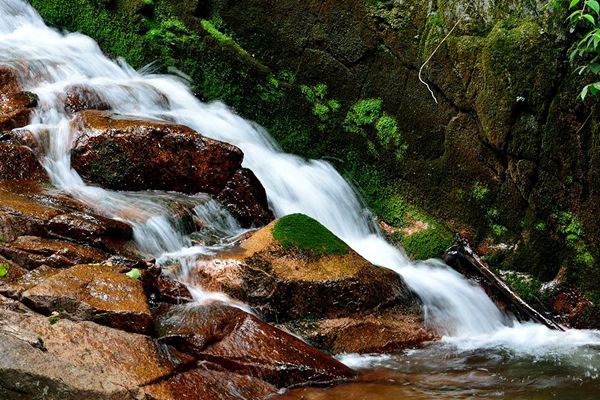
0, 66, 21, 95
193, 215, 419, 322
0, 143, 48, 182
70, 110, 273, 227
0, 90, 38, 131
0, 236, 109, 270
22, 264, 152, 334
0, 300, 175, 399
63, 84, 111, 114
144, 368, 277, 400
71, 110, 243, 194
154, 303, 355, 387
0, 264, 60, 300
285, 308, 437, 354
48, 211, 133, 249
217, 168, 274, 227
144, 265, 193, 304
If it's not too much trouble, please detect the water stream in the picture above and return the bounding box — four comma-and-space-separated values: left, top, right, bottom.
1, 0, 599, 397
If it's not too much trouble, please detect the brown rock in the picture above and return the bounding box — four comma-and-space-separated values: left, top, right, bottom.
144, 265, 193, 304
0, 90, 37, 131
154, 303, 355, 387
144, 368, 277, 400
48, 211, 133, 248
217, 168, 274, 227
0, 236, 109, 270
285, 308, 437, 354
21, 264, 152, 334
0, 300, 175, 399
0, 143, 48, 182
192, 221, 418, 322
0, 264, 60, 300
0, 66, 21, 95
71, 110, 243, 194
63, 84, 111, 114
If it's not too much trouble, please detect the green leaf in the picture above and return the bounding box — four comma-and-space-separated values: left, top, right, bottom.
583, 13, 596, 25
0, 263, 8, 278
581, 84, 590, 100
589, 0, 600, 14
126, 268, 142, 280
570, 0, 581, 8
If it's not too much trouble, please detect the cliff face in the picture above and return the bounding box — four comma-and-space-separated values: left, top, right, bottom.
31, 0, 600, 315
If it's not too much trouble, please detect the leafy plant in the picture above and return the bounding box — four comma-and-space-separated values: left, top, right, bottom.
300, 83, 341, 128
550, 0, 600, 99
126, 268, 142, 280
344, 98, 407, 160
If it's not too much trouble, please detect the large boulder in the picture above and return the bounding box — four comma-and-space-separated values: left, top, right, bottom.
0, 295, 176, 399
188, 214, 431, 354
21, 264, 153, 334
192, 214, 419, 322
154, 303, 355, 387
70, 110, 273, 227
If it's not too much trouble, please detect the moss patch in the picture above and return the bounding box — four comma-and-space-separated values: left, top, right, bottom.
272, 214, 349, 256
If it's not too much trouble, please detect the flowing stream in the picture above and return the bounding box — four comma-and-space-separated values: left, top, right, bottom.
1, 0, 600, 397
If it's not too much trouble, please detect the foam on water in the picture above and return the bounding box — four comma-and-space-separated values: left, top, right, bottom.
0, 0, 598, 359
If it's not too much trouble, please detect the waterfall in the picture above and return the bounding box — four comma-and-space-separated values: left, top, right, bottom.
0, 0, 598, 352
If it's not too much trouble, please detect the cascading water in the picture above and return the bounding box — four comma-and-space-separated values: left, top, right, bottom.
0, 0, 598, 364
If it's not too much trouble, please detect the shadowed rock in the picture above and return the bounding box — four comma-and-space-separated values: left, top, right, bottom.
154, 303, 355, 387
0, 144, 48, 182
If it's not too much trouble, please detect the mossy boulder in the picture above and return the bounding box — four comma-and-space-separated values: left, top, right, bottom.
188, 214, 432, 353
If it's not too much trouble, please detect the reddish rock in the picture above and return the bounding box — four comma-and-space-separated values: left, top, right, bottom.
70, 111, 273, 227
22, 264, 153, 334
0, 236, 109, 270
0, 90, 38, 131
0, 300, 175, 399
0, 264, 60, 300
154, 303, 355, 387
191, 222, 418, 323
144, 368, 277, 400
0, 66, 21, 94
63, 84, 111, 114
71, 110, 243, 194
285, 308, 437, 354
48, 211, 133, 250
217, 168, 274, 227
0, 144, 48, 182
144, 265, 193, 304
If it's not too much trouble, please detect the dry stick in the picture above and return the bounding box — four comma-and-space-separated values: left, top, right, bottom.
418, 17, 463, 104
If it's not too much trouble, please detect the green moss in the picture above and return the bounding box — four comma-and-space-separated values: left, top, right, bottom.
90, 140, 134, 188
0, 263, 8, 278
273, 214, 349, 256
401, 225, 454, 260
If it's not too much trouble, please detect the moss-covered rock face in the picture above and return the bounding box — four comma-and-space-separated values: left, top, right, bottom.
272, 214, 349, 256
29, 0, 600, 323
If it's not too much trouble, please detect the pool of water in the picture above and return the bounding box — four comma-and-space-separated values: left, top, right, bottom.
277, 340, 600, 400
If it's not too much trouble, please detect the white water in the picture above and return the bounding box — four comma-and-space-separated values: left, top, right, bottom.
0, 0, 599, 357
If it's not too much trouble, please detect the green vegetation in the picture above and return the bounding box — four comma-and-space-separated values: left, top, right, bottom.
0, 263, 8, 278
401, 227, 454, 260
550, 0, 600, 99
344, 99, 407, 160
126, 268, 142, 280
500, 270, 543, 305
273, 214, 349, 256
300, 84, 341, 129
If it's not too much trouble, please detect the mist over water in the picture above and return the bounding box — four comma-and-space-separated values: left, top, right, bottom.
0, 0, 598, 365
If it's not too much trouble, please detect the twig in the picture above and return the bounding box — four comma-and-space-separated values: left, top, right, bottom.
418, 17, 463, 104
